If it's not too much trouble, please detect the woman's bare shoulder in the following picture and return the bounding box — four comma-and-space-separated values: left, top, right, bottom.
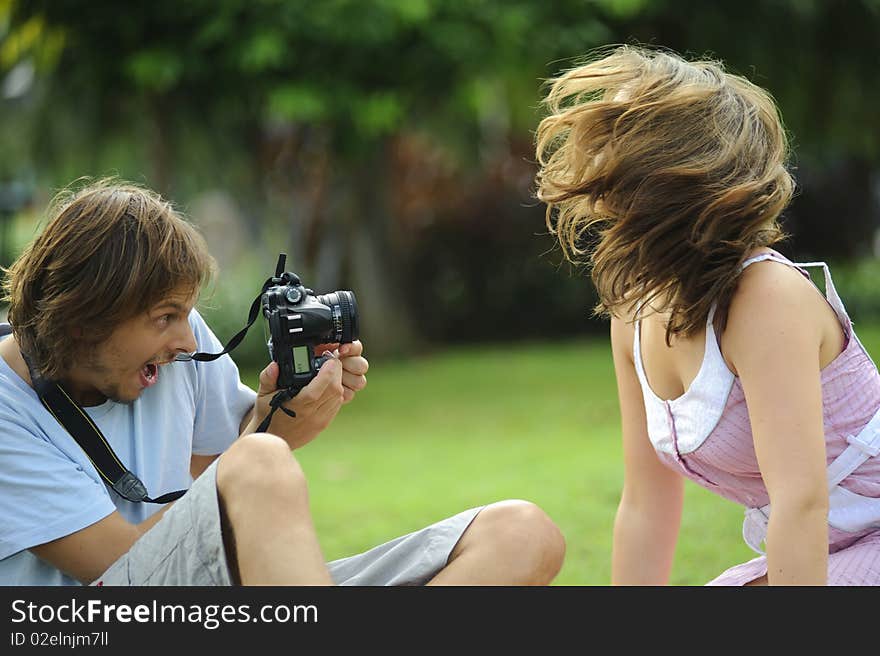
731, 257, 818, 318
610, 311, 637, 361
724, 257, 827, 368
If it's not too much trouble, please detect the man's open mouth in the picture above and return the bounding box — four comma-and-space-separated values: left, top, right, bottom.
139, 355, 179, 388
140, 362, 159, 388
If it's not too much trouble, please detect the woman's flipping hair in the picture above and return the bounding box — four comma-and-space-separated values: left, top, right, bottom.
535, 45, 795, 341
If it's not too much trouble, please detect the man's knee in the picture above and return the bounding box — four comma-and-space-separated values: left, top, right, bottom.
216, 433, 308, 510
213, 434, 311, 585
471, 499, 566, 584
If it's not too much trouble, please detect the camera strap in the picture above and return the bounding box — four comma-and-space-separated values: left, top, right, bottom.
19, 349, 186, 504
257, 388, 298, 432
183, 277, 300, 433
182, 278, 274, 362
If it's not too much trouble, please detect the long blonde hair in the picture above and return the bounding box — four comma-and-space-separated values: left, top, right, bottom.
535, 45, 794, 340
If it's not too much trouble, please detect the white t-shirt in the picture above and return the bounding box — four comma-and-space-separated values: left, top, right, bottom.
0, 309, 257, 585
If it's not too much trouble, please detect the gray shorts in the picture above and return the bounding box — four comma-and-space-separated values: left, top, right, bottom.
92, 459, 483, 586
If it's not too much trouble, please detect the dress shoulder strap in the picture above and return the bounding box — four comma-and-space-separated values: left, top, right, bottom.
632, 311, 647, 384
741, 250, 850, 327
740, 251, 795, 270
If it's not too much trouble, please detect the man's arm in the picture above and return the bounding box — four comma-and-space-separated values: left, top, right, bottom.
191, 454, 219, 479
29, 508, 173, 585
239, 407, 255, 435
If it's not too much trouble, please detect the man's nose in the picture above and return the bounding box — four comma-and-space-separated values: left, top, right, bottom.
171, 321, 198, 356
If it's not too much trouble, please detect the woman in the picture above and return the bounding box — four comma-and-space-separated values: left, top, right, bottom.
534, 45, 880, 585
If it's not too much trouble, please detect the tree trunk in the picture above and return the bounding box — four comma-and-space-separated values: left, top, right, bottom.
343, 141, 419, 357
148, 94, 171, 195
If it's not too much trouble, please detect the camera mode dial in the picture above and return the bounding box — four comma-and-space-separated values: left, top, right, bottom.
285, 287, 303, 304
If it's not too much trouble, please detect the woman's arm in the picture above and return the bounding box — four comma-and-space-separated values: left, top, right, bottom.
610, 316, 685, 585
725, 262, 830, 585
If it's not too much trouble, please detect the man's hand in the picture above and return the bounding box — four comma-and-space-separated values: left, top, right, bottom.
244, 340, 368, 449
315, 340, 369, 403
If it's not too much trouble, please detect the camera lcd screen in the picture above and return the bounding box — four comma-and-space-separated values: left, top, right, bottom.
292, 345, 310, 374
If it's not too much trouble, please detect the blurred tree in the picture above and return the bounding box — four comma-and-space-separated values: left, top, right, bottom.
0, 0, 610, 353
2, 0, 879, 354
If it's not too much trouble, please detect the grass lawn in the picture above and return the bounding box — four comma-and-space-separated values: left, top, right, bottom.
241, 322, 880, 586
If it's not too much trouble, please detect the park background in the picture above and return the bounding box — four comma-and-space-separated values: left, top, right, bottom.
1, 0, 879, 584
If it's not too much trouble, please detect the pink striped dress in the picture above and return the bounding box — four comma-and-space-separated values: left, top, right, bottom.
633, 250, 880, 585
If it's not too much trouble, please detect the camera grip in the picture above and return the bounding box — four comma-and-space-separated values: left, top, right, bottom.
314, 352, 334, 371
273, 344, 333, 392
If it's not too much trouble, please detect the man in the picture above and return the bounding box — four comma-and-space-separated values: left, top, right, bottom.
0, 178, 565, 585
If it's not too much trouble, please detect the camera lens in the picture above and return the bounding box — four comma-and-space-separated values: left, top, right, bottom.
317, 290, 359, 343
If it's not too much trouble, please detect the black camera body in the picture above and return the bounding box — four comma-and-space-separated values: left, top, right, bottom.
262, 253, 359, 392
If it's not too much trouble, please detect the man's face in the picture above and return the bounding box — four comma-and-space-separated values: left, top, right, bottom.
64, 287, 199, 406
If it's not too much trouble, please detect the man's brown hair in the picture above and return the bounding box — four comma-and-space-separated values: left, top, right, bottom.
534, 45, 794, 340
2, 178, 216, 379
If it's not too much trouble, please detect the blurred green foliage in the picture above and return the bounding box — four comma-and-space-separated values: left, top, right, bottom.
1, 0, 879, 369
1, 0, 879, 586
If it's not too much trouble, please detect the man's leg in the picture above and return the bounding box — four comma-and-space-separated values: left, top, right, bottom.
427, 500, 565, 585
216, 432, 333, 585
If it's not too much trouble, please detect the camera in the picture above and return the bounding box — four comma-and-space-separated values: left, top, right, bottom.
261, 253, 359, 392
